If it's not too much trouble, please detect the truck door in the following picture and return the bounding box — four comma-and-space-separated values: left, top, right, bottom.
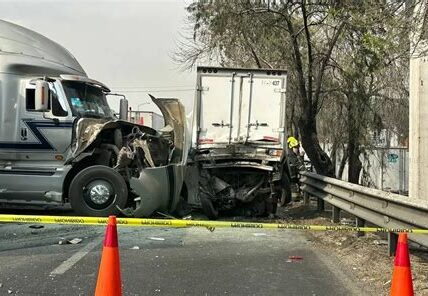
198, 74, 240, 145
238, 75, 285, 143
197, 68, 286, 147
17, 80, 73, 162
0, 79, 73, 201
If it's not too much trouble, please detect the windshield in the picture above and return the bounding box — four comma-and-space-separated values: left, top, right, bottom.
62, 81, 113, 119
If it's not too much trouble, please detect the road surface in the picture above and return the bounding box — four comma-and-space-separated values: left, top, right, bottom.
0, 222, 368, 295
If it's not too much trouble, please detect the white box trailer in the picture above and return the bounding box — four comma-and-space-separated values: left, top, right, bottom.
184, 67, 292, 218
128, 111, 164, 130
196, 68, 286, 146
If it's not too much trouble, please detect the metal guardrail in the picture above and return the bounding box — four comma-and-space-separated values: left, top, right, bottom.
300, 171, 428, 248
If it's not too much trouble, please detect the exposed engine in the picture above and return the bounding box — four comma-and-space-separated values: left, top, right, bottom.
198, 167, 280, 218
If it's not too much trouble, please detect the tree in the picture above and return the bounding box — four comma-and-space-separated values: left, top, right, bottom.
176, 0, 423, 181
176, 1, 350, 176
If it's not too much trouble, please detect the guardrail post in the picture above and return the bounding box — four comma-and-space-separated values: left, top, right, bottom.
317, 198, 325, 212
303, 192, 310, 206
332, 206, 340, 223
388, 233, 398, 256
356, 217, 365, 237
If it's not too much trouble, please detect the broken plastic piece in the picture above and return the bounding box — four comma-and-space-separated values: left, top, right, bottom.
253, 233, 267, 237
288, 256, 303, 260
58, 238, 83, 245
29, 225, 44, 229
148, 237, 165, 241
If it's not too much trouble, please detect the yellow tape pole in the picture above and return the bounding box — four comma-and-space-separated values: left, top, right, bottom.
1, 214, 428, 234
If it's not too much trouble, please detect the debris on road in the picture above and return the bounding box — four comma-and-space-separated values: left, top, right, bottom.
29, 225, 44, 229
340, 218, 355, 226
148, 237, 165, 241
68, 238, 82, 244
288, 256, 303, 261
130, 246, 140, 250
58, 238, 83, 245
373, 240, 388, 246
279, 202, 428, 295
253, 233, 267, 237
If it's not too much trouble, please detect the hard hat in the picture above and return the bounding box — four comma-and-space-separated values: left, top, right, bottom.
287, 136, 299, 149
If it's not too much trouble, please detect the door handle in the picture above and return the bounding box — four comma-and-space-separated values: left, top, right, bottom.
248, 121, 268, 128
20, 128, 28, 141
212, 120, 231, 128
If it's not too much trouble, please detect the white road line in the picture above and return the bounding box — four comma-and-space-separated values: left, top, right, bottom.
50, 239, 100, 276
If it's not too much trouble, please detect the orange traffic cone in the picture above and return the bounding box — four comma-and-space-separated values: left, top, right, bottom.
390, 233, 414, 296
95, 216, 122, 296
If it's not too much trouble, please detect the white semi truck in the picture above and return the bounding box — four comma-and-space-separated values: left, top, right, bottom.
0, 20, 187, 217
183, 67, 292, 218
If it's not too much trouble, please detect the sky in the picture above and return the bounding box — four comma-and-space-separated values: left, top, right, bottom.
0, 0, 195, 114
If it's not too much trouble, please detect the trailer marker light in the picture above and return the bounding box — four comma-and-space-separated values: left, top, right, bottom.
198, 139, 214, 144
268, 149, 283, 157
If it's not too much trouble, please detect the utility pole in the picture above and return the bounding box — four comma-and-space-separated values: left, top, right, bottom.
409, 0, 428, 200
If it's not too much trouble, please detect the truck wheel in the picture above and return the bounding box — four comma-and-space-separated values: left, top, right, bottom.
278, 175, 292, 207
69, 165, 128, 216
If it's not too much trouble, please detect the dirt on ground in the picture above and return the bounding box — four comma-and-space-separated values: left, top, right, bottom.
276, 200, 428, 296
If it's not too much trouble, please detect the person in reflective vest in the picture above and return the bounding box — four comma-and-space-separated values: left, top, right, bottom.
287, 136, 305, 183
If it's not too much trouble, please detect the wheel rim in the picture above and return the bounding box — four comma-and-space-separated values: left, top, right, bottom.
83, 180, 116, 210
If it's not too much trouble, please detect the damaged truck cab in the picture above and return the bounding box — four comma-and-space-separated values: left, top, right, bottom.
0, 20, 186, 217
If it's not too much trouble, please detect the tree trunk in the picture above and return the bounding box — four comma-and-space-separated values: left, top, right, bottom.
299, 113, 335, 177
347, 138, 362, 184
347, 96, 362, 184
338, 147, 348, 179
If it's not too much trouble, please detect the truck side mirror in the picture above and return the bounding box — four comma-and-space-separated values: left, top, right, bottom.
119, 98, 128, 120
35, 80, 49, 112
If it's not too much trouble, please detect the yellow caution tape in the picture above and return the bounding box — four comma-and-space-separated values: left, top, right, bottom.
0, 214, 427, 234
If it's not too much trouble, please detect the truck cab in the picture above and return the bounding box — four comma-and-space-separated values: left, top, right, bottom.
0, 20, 186, 217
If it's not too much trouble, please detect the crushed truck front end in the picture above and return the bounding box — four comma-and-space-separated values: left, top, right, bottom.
186, 67, 292, 218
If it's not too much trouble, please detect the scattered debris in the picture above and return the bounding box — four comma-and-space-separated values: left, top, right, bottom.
253, 233, 267, 237
0, 283, 2, 288
149, 237, 165, 241
288, 256, 303, 261
383, 280, 391, 286
205, 226, 216, 232
373, 240, 388, 246
7, 289, 12, 294
68, 238, 82, 244
340, 218, 355, 226
58, 238, 83, 245
29, 225, 44, 229
182, 215, 192, 220
130, 246, 140, 250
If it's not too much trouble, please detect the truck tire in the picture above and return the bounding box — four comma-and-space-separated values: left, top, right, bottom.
278, 174, 292, 207
69, 165, 128, 216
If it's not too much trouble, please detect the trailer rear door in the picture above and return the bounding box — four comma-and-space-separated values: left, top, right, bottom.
196, 67, 286, 147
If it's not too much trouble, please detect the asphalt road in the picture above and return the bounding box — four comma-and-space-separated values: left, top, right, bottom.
0, 220, 369, 296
